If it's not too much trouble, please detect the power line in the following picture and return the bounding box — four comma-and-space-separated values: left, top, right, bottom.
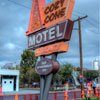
70, 13, 98, 34
7, 0, 99, 26
74, 10, 99, 25
72, 13, 80, 17
85, 19, 99, 29
73, 12, 84, 17
7, 0, 99, 32
89, 30, 98, 34
73, 11, 99, 31
7, 0, 31, 9
73, 25, 98, 34
73, 19, 98, 34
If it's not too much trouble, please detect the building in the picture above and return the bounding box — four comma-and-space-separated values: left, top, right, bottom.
93, 58, 99, 70
0, 69, 19, 92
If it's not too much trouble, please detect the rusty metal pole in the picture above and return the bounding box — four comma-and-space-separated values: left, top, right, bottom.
78, 17, 84, 91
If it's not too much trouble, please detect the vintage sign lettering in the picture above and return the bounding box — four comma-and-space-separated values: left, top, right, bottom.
35, 42, 69, 56
28, 20, 74, 49
41, 0, 75, 27
35, 58, 60, 75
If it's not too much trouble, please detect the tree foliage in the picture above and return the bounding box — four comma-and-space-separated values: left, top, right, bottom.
19, 51, 99, 87
20, 50, 39, 85
52, 64, 99, 85
20, 49, 38, 68
83, 70, 99, 81
52, 64, 73, 84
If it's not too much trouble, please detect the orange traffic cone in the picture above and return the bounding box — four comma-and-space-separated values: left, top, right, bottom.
82, 90, 85, 98
65, 91, 68, 100
15, 94, 18, 100
97, 86, 99, 90
98, 93, 100, 100
95, 89, 98, 96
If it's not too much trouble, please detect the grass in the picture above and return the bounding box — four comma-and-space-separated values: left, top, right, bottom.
76, 97, 99, 100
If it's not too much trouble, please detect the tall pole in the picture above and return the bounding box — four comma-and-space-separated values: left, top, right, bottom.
78, 17, 84, 91
73, 15, 88, 92
99, 67, 100, 83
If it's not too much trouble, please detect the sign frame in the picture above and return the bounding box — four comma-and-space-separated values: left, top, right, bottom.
28, 20, 74, 49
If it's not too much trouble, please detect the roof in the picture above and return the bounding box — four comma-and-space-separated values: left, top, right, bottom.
0, 69, 19, 76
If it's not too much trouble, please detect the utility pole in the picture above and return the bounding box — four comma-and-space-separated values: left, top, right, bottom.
73, 15, 88, 92
99, 67, 100, 83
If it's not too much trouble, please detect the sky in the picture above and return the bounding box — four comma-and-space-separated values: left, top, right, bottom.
0, 0, 99, 69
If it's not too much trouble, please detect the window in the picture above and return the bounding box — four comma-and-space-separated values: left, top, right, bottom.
4, 81, 6, 84
10, 81, 12, 84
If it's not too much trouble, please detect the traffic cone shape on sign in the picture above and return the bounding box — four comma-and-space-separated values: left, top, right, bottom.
15, 94, 18, 100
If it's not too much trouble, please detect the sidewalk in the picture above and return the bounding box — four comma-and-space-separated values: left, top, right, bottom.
3, 88, 40, 95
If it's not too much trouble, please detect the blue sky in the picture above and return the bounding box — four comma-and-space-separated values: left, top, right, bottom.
0, 0, 99, 69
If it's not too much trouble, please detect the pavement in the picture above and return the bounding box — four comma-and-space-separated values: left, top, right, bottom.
3, 88, 40, 95
2, 87, 88, 95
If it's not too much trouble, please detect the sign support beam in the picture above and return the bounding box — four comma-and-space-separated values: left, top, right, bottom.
40, 56, 45, 100
40, 53, 58, 100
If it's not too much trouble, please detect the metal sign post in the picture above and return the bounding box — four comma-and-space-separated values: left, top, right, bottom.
40, 54, 58, 100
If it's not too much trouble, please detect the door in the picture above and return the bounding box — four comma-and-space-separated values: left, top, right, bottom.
2, 79, 14, 92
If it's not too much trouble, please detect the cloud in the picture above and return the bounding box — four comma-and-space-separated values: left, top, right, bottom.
0, 0, 99, 69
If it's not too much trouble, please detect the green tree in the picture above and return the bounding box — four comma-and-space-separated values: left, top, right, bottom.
20, 49, 38, 68
20, 49, 38, 85
76, 67, 81, 71
52, 64, 73, 84
83, 70, 99, 81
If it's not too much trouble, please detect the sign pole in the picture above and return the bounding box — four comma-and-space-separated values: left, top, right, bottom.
40, 56, 45, 100
40, 75, 45, 100
40, 53, 58, 100
44, 53, 58, 100
43, 73, 53, 100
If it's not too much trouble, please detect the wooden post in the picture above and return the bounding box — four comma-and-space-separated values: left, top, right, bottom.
78, 17, 84, 91
73, 15, 88, 96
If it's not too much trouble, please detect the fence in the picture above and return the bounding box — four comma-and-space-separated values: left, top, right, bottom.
0, 89, 100, 100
